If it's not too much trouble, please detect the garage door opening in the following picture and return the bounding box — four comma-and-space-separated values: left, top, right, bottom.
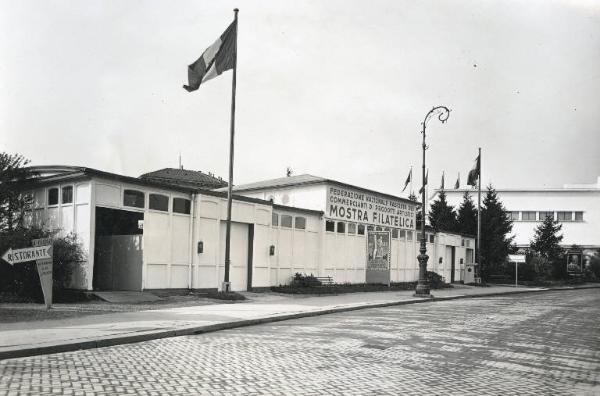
93, 207, 144, 291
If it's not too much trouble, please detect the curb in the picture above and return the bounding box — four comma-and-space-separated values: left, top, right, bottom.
0, 286, 597, 361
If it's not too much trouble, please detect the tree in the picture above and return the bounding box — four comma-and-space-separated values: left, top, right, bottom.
530, 216, 563, 260
479, 185, 514, 281
408, 192, 423, 229
456, 191, 477, 236
0, 153, 35, 231
428, 190, 457, 232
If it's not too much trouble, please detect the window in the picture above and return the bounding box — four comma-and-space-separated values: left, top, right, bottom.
429, 234, 435, 243
522, 211, 536, 221
48, 188, 59, 206
461, 239, 465, 247
337, 222, 345, 234
281, 215, 293, 228
466, 240, 471, 248
348, 223, 357, 234
326, 220, 335, 232
149, 194, 169, 211
400, 230, 406, 239
61, 186, 73, 204
575, 211, 583, 221
172, 198, 191, 214
392, 229, 399, 239
367, 225, 374, 231
460, 258, 464, 264
557, 211, 572, 222
294, 216, 306, 230
539, 211, 554, 221
508, 211, 519, 221
357, 224, 365, 235
375, 226, 382, 231
272, 213, 279, 227
407, 231, 413, 241
124, 189, 145, 208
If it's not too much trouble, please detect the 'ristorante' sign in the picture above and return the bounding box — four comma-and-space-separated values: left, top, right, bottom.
326, 185, 416, 229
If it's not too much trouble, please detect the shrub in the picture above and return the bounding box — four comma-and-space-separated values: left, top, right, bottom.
505, 261, 537, 282
549, 254, 569, 280
52, 233, 86, 290
291, 272, 322, 287
425, 271, 452, 289
585, 255, 600, 281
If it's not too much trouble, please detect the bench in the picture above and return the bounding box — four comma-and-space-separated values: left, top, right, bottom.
315, 276, 334, 286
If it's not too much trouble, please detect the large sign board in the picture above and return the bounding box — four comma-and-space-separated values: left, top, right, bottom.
326, 185, 416, 229
366, 231, 391, 285
566, 251, 583, 275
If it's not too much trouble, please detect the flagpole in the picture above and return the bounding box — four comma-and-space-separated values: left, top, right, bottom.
410, 166, 413, 195
223, 8, 239, 292
477, 147, 481, 282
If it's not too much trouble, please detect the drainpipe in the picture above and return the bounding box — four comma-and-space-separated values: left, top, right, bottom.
188, 193, 196, 290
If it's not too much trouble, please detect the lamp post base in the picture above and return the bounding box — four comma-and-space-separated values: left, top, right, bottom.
414, 251, 433, 298
413, 281, 434, 298
221, 281, 231, 293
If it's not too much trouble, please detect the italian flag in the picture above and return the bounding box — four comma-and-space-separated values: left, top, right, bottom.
183, 20, 237, 92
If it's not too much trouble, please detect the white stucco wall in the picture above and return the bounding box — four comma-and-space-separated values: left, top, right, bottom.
27, 175, 476, 291
27, 181, 92, 289
441, 188, 600, 247
236, 184, 328, 212
92, 177, 194, 290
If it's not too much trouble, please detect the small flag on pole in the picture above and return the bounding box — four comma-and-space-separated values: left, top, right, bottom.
402, 168, 412, 192
418, 169, 428, 195
183, 20, 237, 92
467, 154, 480, 186
454, 173, 460, 189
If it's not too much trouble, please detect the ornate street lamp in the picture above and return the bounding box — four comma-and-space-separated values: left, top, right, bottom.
414, 106, 450, 297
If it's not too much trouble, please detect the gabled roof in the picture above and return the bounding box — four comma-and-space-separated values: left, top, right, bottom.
222, 174, 417, 205
19, 165, 323, 215
220, 174, 327, 192
140, 168, 227, 189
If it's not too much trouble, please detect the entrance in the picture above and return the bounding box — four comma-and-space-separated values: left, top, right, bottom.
445, 246, 456, 283
450, 246, 456, 283
93, 207, 144, 291
219, 222, 253, 291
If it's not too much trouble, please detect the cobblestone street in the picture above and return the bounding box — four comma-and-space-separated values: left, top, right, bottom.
1, 289, 599, 395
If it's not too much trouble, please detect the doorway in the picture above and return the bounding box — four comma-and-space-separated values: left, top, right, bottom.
93, 207, 144, 291
450, 246, 456, 283
219, 222, 253, 291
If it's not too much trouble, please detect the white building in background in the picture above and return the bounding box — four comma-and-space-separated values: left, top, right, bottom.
20, 167, 474, 292
435, 176, 600, 255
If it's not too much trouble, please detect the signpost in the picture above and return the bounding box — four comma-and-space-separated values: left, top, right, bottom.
1, 238, 54, 309
508, 254, 526, 288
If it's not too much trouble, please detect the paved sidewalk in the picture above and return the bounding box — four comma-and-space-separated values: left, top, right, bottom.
0, 284, 597, 360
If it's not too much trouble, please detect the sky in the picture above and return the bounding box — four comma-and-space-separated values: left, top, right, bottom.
1, 0, 599, 198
